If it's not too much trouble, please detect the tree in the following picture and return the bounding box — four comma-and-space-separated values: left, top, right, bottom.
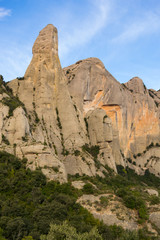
22, 237, 34, 240
40, 221, 102, 240
6, 217, 26, 240
0, 227, 6, 240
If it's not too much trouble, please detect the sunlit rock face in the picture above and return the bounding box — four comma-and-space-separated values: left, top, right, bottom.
0, 24, 159, 181
64, 58, 160, 175
9, 24, 86, 149
7, 24, 87, 182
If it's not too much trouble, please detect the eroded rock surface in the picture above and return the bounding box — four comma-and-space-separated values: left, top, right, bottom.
77, 194, 138, 231
150, 212, 160, 230
6, 25, 89, 182
64, 58, 160, 174
0, 24, 159, 182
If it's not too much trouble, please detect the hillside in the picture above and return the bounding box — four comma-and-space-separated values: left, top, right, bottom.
0, 151, 160, 239
0, 24, 160, 238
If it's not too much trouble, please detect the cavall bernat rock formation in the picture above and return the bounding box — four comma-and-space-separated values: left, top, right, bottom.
0, 24, 160, 183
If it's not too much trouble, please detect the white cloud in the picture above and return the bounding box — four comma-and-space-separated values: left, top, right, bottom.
59, 0, 111, 59
0, 7, 11, 19
112, 12, 160, 44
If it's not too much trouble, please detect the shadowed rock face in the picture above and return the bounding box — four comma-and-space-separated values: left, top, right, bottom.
0, 24, 160, 181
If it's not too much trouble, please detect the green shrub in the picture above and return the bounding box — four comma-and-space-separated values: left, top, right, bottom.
17, 77, 24, 80
84, 117, 89, 134
0, 227, 6, 240
117, 165, 127, 176
61, 149, 69, 156
143, 169, 160, 189
22, 136, 27, 142
0, 76, 7, 95
52, 167, 59, 173
2, 134, 9, 145
124, 194, 137, 209
138, 207, 148, 221
146, 142, 154, 150
100, 196, 108, 207
82, 144, 100, 159
127, 158, 132, 163
74, 150, 80, 156
150, 195, 160, 205
94, 159, 101, 169
116, 188, 127, 198
0, 75, 4, 83
40, 221, 103, 240
137, 153, 142, 157
56, 108, 62, 129
34, 111, 40, 123
22, 237, 34, 240
83, 183, 95, 194
2, 96, 26, 117
0, 77, 14, 96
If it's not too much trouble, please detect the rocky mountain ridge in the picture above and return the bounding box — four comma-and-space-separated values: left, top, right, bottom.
0, 24, 160, 183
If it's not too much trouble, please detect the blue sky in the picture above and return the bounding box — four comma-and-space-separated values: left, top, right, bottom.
0, 0, 160, 90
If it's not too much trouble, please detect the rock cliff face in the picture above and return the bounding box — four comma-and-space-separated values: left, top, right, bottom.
64, 58, 160, 176
0, 24, 160, 181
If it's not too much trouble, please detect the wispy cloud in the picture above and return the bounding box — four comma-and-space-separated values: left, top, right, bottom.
0, 44, 31, 81
59, 0, 111, 59
0, 7, 11, 19
112, 11, 160, 44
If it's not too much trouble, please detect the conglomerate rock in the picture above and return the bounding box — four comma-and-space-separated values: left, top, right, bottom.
64, 58, 160, 175
0, 24, 159, 181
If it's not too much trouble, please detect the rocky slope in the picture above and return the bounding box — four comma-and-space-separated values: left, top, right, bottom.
0, 24, 160, 183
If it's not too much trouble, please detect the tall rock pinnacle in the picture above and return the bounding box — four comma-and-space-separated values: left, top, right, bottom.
25, 24, 59, 83
32, 24, 58, 55
7, 24, 87, 179
20, 24, 86, 146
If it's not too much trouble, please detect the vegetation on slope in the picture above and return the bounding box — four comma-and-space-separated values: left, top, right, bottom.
69, 165, 160, 232
0, 75, 26, 117
0, 151, 159, 239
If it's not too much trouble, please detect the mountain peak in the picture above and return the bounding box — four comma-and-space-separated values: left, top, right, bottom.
32, 24, 58, 55
125, 77, 147, 94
